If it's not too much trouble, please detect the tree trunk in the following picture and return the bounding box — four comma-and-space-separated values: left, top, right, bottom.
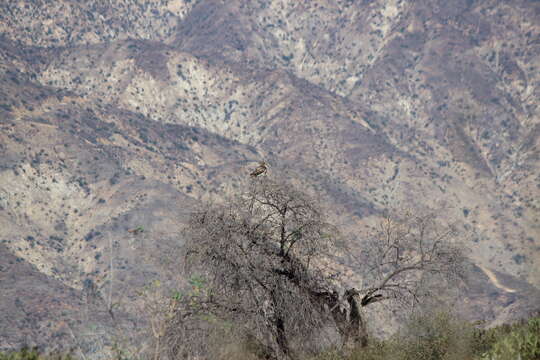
275, 317, 291, 359
312, 289, 368, 350
343, 289, 368, 348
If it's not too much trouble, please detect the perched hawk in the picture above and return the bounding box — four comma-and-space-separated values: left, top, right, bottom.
250, 161, 267, 177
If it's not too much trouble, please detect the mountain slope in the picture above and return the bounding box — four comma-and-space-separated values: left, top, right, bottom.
0, 0, 539, 356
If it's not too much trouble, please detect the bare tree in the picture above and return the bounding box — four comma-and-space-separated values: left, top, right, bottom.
164, 179, 465, 360
352, 209, 465, 310
165, 177, 366, 359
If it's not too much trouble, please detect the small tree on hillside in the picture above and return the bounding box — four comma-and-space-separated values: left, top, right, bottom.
164, 177, 465, 360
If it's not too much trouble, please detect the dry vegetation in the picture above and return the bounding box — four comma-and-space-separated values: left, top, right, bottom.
159, 176, 469, 360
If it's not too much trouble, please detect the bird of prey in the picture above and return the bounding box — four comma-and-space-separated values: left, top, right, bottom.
250, 161, 267, 177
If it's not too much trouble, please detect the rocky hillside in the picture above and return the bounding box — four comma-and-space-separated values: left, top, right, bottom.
1, 0, 539, 357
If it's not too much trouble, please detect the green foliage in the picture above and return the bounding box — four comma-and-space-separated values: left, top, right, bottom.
171, 289, 182, 301
188, 274, 206, 289
479, 317, 540, 360
0, 348, 74, 360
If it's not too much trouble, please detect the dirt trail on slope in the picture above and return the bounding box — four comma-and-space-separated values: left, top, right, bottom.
478, 265, 517, 293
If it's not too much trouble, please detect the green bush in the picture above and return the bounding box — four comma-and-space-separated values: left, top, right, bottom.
478, 317, 540, 360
